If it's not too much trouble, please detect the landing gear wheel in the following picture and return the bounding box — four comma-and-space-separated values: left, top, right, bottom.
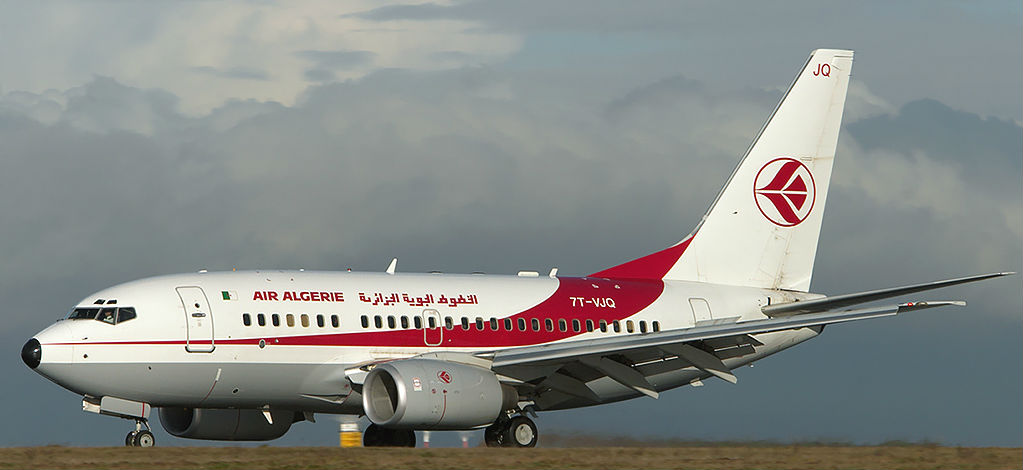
363, 424, 416, 447
125, 431, 138, 447
133, 430, 155, 448
363, 424, 387, 447
393, 429, 416, 448
484, 421, 507, 447
505, 416, 538, 448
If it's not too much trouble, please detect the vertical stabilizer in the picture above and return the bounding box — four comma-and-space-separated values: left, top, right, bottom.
593, 49, 853, 292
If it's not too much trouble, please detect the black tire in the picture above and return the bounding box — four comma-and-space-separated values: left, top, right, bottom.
504, 416, 538, 448
363, 424, 387, 447
125, 431, 137, 447
393, 429, 416, 448
484, 422, 506, 447
133, 430, 155, 448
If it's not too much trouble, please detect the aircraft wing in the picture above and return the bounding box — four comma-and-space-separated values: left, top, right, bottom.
762, 272, 1013, 316
484, 300, 965, 403
489, 300, 959, 369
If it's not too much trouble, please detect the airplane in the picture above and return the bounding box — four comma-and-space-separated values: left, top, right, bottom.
21, 48, 1013, 448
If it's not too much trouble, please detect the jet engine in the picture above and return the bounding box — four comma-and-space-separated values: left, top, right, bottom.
362, 359, 518, 429
158, 407, 299, 441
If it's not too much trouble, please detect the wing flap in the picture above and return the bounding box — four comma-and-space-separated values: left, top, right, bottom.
491, 303, 910, 368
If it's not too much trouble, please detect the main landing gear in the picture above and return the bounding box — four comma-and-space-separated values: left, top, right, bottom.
484, 415, 538, 448
124, 419, 155, 447
363, 424, 416, 447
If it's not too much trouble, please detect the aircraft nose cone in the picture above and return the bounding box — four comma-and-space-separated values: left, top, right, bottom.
21, 338, 41, 369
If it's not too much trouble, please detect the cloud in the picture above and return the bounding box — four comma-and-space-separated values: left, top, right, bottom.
0, 2, 522, 114
296, 49, 377, 82
192, 66, 271, 81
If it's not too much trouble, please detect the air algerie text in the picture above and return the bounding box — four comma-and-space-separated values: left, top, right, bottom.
252, 291, 345, 302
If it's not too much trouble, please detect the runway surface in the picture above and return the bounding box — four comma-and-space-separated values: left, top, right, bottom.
2, 445, 1020, 469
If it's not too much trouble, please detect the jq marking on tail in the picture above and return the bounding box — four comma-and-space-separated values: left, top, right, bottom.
813, 63, 831, 77
753, 157, 816, 226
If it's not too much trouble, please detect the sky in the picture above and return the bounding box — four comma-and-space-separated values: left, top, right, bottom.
1, 0, 1020, 448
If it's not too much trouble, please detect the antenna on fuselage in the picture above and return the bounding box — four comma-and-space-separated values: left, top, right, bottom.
386, 258, 397, 275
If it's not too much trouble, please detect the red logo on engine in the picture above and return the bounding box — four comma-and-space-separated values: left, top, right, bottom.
753, 157, 816, 227
437, 371, 452, 383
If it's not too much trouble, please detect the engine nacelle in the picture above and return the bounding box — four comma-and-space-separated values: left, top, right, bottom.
363, 359, 517, 430
158, 407, 298, 441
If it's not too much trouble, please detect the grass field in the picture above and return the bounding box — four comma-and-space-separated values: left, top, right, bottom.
2, 445, 1020, 470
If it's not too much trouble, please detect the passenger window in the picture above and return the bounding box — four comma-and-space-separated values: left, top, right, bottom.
373, 315, 382, 329
69, 307, 100, 320
558, 319, 567, 332
401, 316, 409, 329
652, 321, 660, 332
115, 307, 136, 323
626, 320, 634, 333
613, 320, 621, 333
490, 318, 498, 330
418, 316, 427, 329
317, 314, 325, 328
301, 314, 310, 328
242, 313, 251, 326
425, 316, 434, 329
531, 318, 540, 331
287, 314, 295, 327
639, 321, 647, 333
461, 317, 469, 330
599, 320, 608, 332
360, 315, 369, 328
586, 320, 594, 332
272, 314, 280, 327
257, 313, 266, 327
331, 315, 340, 328
505, 318, 513, 331
545, 318, 554, 332
476, 317, 484, 330
96, 307, 116, 324
517, 318, 526, 331
444, 317, 453, 330
572, 319, 580, 332
387, 316, 396, 329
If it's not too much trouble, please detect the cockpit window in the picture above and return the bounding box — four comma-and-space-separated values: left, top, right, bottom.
106, 299, 117, 304
98, 308, 117, 324
68, 307, 100, 320
67, 306, 137, 324
93, 299, 105, 305
116, 307, 137, 323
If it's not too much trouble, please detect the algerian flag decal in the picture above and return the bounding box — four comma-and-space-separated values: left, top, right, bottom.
221, 291, 237, 301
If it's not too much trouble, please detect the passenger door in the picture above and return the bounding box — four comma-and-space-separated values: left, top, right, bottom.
177, 286, 215, 352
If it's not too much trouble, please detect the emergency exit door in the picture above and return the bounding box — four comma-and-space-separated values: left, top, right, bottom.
422, 309, 442, 346
177, 286, 215, 352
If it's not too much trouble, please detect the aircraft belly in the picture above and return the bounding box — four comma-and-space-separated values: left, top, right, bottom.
47, 361, 361, 413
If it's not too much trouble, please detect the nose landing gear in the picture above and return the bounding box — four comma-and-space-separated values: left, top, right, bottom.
125, 419, 155, 447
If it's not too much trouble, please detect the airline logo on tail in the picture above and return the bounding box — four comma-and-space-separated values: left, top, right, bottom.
753, 157, 816, 226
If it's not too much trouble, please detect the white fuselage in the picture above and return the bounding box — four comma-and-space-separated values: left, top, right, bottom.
32, 270, 819, 414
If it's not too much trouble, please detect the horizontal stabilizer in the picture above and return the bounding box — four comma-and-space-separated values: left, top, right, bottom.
762, 272, 1012, 317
